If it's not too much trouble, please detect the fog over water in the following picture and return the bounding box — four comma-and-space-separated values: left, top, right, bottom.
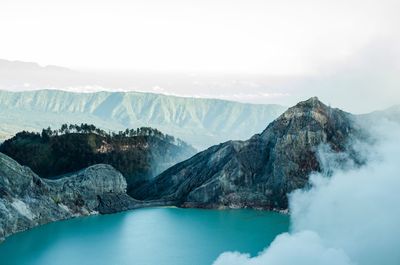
213, 119, 400, 265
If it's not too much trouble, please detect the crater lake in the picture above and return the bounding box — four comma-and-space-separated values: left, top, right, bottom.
0, 208, 289, 265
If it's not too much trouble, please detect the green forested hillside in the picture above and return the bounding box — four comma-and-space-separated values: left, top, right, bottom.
0, 124, 196, 195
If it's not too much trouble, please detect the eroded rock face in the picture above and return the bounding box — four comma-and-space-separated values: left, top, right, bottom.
0, 153, 137, 241
136, 97, 363, 210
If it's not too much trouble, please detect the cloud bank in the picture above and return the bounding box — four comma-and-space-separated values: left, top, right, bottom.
213, 119, 400, 265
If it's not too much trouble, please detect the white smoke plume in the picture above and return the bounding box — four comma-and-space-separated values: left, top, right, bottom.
213, 119, 400, 265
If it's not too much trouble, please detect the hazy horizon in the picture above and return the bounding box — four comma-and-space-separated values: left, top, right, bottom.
1, 0, 400, 113
1, 56, 400, 114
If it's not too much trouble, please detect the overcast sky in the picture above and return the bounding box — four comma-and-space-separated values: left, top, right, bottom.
0, 0, 399, 112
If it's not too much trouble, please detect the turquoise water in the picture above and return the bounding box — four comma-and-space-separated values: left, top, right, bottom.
0, 208, 289, 265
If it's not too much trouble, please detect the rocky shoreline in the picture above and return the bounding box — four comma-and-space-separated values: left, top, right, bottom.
0, 152, 175, 242
0, 148, 286, 243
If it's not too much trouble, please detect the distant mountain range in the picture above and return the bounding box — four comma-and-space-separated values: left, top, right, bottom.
0, 90, 285, 149
359, 104, 400, 124
0, 59, 77, 90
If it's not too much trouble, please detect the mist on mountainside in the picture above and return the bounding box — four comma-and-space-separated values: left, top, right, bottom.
213, 116, 400, 265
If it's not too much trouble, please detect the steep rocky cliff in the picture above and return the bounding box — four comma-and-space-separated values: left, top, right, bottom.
0, 152, 138, 242
135, 97, 363, 209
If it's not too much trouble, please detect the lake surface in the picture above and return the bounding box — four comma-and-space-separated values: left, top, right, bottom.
0, 208, 289, 265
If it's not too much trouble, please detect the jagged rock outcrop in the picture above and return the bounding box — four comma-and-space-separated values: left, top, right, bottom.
0, 152, 138, 242
135, 97, 363, 209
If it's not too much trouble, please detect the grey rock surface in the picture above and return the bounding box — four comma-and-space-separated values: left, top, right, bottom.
0, 153, 138, 242
136, 97, 363, 209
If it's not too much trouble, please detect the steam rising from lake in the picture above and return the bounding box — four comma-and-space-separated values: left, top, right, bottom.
213, 119, 400, 265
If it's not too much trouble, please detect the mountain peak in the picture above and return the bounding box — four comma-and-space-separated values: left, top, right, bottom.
305, 96, 320, 102
138, 98, 359, 209
293, 96, 326, 111
272, 97, 338, 129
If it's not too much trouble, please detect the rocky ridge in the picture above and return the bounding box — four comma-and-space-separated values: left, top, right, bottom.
0, 152, 140, 242
135, 97, 363, 209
